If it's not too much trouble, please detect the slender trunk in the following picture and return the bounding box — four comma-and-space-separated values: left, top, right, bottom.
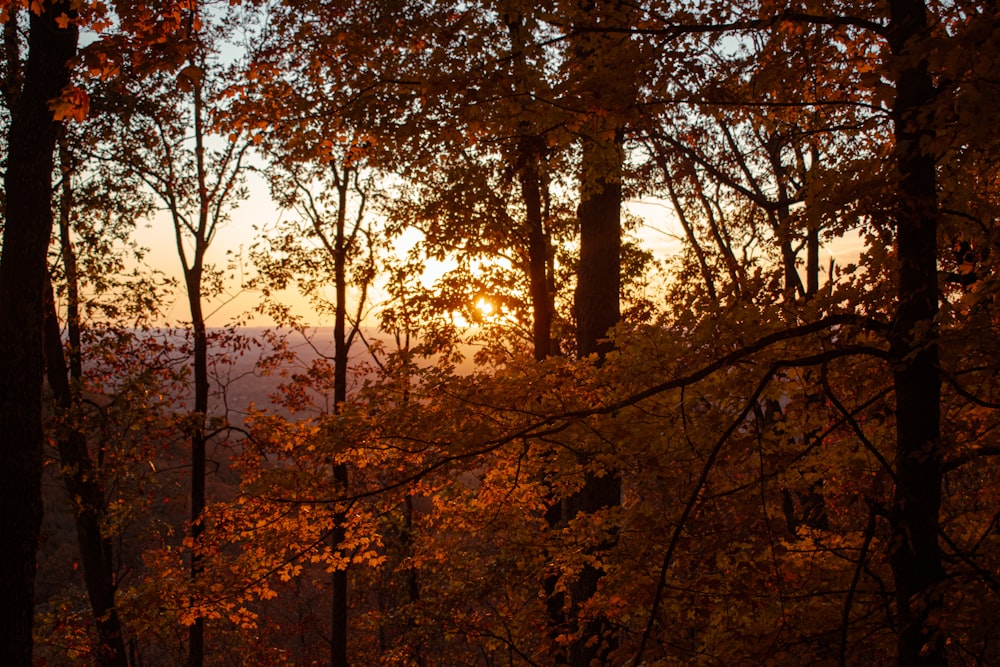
187, 272, 208, 667
330, 475, 348, 667
520, 139, 553, 360
657, 155, 717, 301
805, 146, 821, 298
44, 285, 129, 667
187, 33, 209, 665
886, 1, 945, 665
331, 173, 350, 667
693, 179, 744, 293
507, 15, 554, 360
806, 223, 820, 297
769, 208, 805, 299
0, 3, 77, 664
763, 135, 805, 299
40, 141, 129, 667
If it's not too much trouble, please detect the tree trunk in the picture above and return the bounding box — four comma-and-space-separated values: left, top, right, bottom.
565, 133, 624, 667
0, 3, 77, 664
44, 285, 129, 667
561, 2, 631, 660
39, 141, 128, 667
575, 135, 622, 360
507, 15, 554, 361
331, 171, 350, 667
187, 272, 208, 667
886, 0, 946, 665
520, 138, 554, 361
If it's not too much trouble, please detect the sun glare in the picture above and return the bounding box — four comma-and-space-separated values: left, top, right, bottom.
475, 298, 495, 317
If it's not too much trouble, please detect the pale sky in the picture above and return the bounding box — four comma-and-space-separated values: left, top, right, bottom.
130, 179, 861, 329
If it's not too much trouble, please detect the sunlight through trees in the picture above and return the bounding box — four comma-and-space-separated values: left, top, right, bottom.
1, 1, 999, 666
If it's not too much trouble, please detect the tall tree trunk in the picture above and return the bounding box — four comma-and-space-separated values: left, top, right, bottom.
331, 170, 350, 667
0, 3, 77, 664
566, 134, 624, 667
520, 138, 554, 361
44, 286, 129, 667
187, 37, 210, 666
507, 14, 554, 360
39, 141, 128, 667
806, 222, 820, 297
654, 150, 718, 301
575, 135, 622, 360
886, 0, 945, 665
186, 272, 208, 667
561, 2, 632, 661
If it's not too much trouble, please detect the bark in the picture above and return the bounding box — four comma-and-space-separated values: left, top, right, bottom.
806, 222, 820, 297
575, 135, 622, 360
2, 6, 21, 108
0, 3, 77, 664
507, 15, 555, 360
805, 145, 821, 298
694, 180, 744, 294
654, 150, 717, 301
561, 3, 632, 661
886, 0, 946, 665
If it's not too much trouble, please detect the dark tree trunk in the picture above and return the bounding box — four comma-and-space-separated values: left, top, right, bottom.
566, 134, 624, 667
806, 222, 820, 297
575, 136, 622, 360
331, 170, 350, 667
187, 272, 208, 667
520, 138, 554, 361
39, 141, 128, 667
654, 150, 717, 301
187, 40, 210, 666
886, 0, 946, 665
330, 475, 349, 667
0, 3, 77, 664
560, 2, 632, 661
507, 15, 555, 361
43, 285, 129, 667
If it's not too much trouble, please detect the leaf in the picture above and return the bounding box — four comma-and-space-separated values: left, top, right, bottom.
177, 64, 204, 92
50, 85, 89, 123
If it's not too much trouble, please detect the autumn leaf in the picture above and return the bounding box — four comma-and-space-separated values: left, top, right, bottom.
50, 85, 89, 122
177, 64, 204, 92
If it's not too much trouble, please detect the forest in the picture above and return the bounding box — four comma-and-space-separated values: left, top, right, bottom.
1, 0, 998, 666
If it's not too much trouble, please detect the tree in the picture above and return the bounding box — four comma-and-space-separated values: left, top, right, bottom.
252, 147, 377, 667
97, 6, 252, 662
0, 2, 78, 663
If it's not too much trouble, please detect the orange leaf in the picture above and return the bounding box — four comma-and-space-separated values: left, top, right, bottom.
50, 85, 89, 123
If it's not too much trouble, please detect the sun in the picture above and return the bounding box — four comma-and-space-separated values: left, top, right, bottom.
474, 297, 495, 318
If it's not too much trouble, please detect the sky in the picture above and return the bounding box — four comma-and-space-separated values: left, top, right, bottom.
130, 177, 863, 330
131, 183, 684, 330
